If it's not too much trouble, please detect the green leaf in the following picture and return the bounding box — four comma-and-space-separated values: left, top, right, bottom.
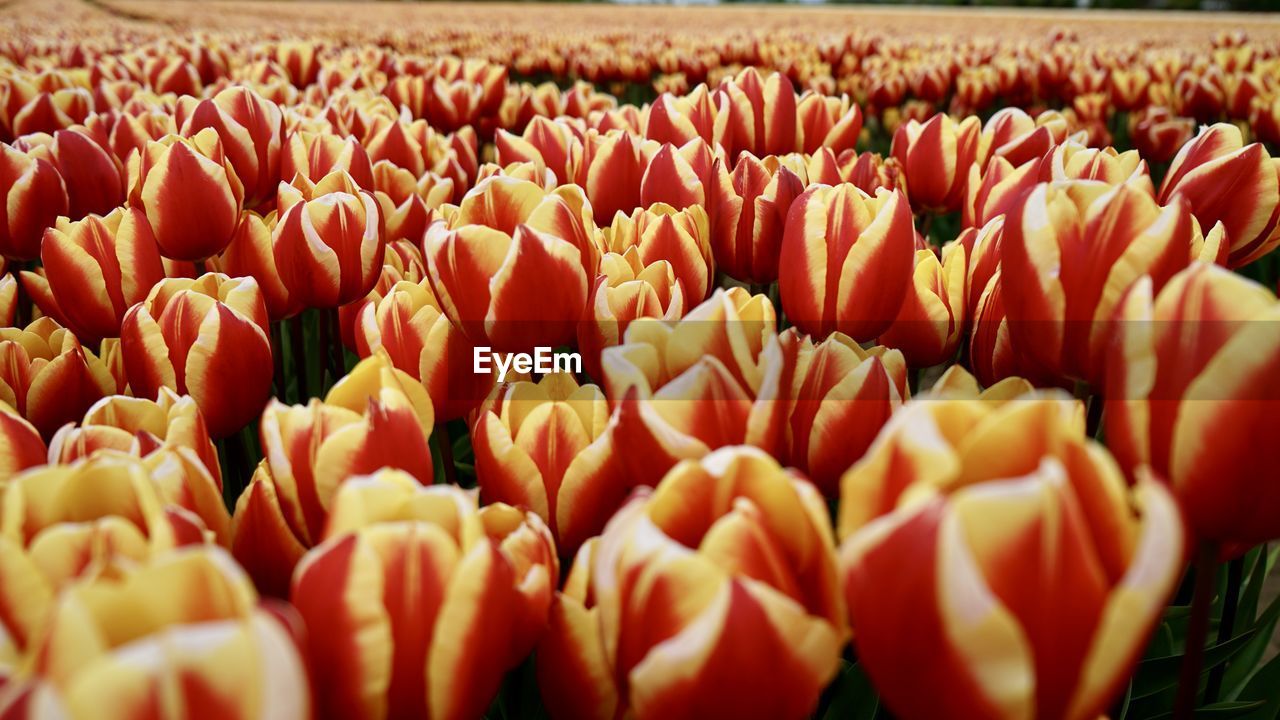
1234, 652, 1280, 720
1132, 629, 1257, 700
1224, 591, 1280, 701
821, 661, 878, 720
1144, 701, 1269, 720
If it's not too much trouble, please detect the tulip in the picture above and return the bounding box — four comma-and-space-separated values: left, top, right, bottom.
473, 373, 608, 549
538, 446, 847, 720
638, 139, 723, 213
0, 142, 66, 261
1157, 123, 1280, 268
1001, 182, 1201, 387
1040, 142, 1151, 190
291, 470, 556, 720
891, 113, 980, 213
372, 161, 452, 245
8, 88, 92, 137
643, 87, 718, 150
126, 128, 245, 262
16, 127, 123, 220
584, 130, 657, 221
796, 92, 862, 155
215, 210, 300, 322
577, 248, 684, 381
271, 171, 384, 309
120, 273, 273, 438
838, 393, 1184, 720
878, 245, 966, 368
603, 203, 713, 304
0, 318, 117, 438
716, 68, 798, 159
975, 108, 1072, 170
230, 353, 434, 597
768, 329, 908, 496
280, 130, 375, 190
179, 86, 285, 209
424, 176, 596, 352
495, 116, 588, 187
706, 153, 806, 284
339, 238, 429, 352
963, 155, 1042, 229
1107, 263, 1280, 547
0, 402, 44, 480
48, 388, 222, 490
13, 546, 310, 719
778, 184, 915, 341
38, 208, 166, 342
1, 452, 224, 584
353, 279, 491, 421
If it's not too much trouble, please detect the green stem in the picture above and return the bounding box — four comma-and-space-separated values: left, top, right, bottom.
289, 313, 308, 402
434, 422, 457, 486
1174, 541, 1219, 720
1205, 555, 1244, 704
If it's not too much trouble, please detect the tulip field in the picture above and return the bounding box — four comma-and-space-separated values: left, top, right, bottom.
3, 0, 1280, 717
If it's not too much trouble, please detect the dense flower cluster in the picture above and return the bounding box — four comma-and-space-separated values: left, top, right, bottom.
0, 0, 1278, 718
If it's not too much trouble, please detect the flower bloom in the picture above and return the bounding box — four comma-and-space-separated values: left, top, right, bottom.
0, 142, 67, 261
425, 176, 597, 352
839, 390, 1184, 720
291, 470, 556, 720
120, 273, 273, 438
1157, 123, 1280, 268
0, 318, 118, 439
890, 113, 981, 213
778, 185, 915, 342
126, 128, 245, 261
271, 170, 385, 309
38, 208, 166, 342
538, 446, 847, 720
230, 353, 435, 597
1106, 263, 1280, 549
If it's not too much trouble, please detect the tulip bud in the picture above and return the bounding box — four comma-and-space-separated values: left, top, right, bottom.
17, 127, 123, 220
127, 128, 245, 261
963, 155, 1042, 229
1002, 182, 1200, 387
796, 92, 862, 155
473, 373, 608, 548
539, 446, 846, 720
778, 185, 915, 341
272, 174, 384, 309
603, 203, 713, 304
716, 68, 798, 159
292, 471, 555, 720
120, 273, 273, 438
230, 353, 434, 597
281, 130, 375, 190
1157, 123, 1280, 268
0, 143, 67, 261
425, 177, 596, 352
372, 161, 451, 245
975, 108, 1072, 170
353, 279, 490, 421
585, 130, 657, 221
0, 318, 117, 438
39, 207, 166, 342
48, 387, 221, 489
1107, 264, 1280, 548
706, 153, 806, 284
839, 394, 1183, 720
1041, 141, 1151, 190
495, 116, 587, 187
215, 210, 300, 322
180, 86, 285, 209
17, 546, 310, 719
578, 249, 684, 381
1, 452, 223, 584
891, 113, 981, 214
878, 245, 966, 368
